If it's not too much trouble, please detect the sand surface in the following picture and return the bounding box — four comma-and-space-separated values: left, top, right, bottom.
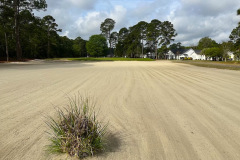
0, 61, 240, 160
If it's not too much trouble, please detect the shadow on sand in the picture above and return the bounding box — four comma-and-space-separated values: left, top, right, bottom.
94, 131, 123, 159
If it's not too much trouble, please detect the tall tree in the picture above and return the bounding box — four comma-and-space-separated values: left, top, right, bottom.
100, 18, 115, 56
110, 32, 118, 50
20, 10, 39, 58
169, 42, 185, 59
124, 27, 142, 58
42, 15, 61, 58
118, 27, 128, 42
135, 21, 148, 57
5, 0, 47, 60
147, 19, 177, 59
160, 21, 177, 59
147, 19, 162, 59
73, 37, 87, 57
229, 25, 240, 43
229, 24, 240, 60
0, 1, 14, 61
238, 8, 240, 25
115, 27, 128, 57
160, 21, 177, 46
221, 41, 233, 62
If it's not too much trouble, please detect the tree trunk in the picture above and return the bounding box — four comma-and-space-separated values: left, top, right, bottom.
47, 28, 50, 58
4, 32, 9, 62
141, 39, 144, 58
109, 39, 112, 56
14, 0, 22, 60
108, 30, 112, 57
155, 43, 158, 60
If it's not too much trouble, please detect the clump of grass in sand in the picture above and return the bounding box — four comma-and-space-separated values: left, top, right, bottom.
46, 95, 107, 159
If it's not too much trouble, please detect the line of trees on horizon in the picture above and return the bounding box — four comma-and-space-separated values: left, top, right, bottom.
0, 0, 178, 61
86, 18, 177, 59
0, 1, 239, 61
0, 0, 88, 61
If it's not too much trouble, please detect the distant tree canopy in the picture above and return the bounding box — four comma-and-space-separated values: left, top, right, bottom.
169, 42, 185, 54
1, 1, 177, 60
197, 37, 219, 50
86, 35, 108, 57
113, 19, 177, 58
0, 0, 47, 60
72, 37, 87, 57
1, 2, 239, 61
0, 0, 88, 60
201, 47, 222, 58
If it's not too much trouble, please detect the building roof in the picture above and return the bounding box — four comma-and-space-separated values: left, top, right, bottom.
182, 48, 202, 55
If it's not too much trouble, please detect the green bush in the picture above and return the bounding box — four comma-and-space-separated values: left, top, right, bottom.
86, 35, 108, 57
183, 57, 192, 60
46, 96, 107, 159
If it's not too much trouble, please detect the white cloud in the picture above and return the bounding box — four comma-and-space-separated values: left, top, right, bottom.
74, 11, 105, 38
180, 0, 239, 16
109, 5, 127, 31
169, 0, 240, 45
34, 0, 240, 46
68, 5, 127, 39
68, 0, 98, 10
61, 31, 69, 37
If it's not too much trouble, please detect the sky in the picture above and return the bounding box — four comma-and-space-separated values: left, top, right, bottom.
34, 0, 240, 46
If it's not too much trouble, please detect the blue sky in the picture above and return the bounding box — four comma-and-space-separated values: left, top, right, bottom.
34, 0, 240, 46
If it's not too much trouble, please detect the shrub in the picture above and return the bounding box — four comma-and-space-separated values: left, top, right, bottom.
46, 95, 107, 159
183, 57, 192, 60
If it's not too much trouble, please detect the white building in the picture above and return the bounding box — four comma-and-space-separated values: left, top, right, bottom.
165, 50, 176, 59
178, 48, 205, 60
227, 51, 234, 60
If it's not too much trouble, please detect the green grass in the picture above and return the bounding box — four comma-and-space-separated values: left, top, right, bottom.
45, 95, 107, 159
173, 60, 240, 71
48, 57, 154, 61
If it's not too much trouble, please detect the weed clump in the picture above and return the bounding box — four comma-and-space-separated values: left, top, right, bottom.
46, 96, 107, 159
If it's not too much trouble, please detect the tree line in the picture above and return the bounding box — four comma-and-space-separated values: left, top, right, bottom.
1, 0, 238, 61
196, 17, 240, 61
0, 0, 87, 61
86, 9, 240, 61
91, 18, 177, 59
0, 1, 177, 61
